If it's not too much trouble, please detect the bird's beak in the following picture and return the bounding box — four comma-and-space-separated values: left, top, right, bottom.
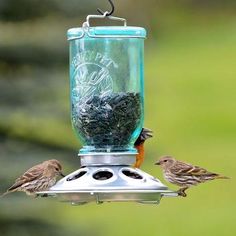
60, 172, 65, 177
155, 161, 161, 165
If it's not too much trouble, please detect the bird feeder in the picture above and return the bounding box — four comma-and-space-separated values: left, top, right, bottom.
37, 2, 177, 204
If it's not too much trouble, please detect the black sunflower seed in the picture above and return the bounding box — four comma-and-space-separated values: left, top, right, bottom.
72, 92, 142, 148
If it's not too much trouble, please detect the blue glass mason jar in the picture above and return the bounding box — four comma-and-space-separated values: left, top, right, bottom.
68, 16, 146, 154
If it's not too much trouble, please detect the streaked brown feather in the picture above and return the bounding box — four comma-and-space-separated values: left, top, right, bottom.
7, 164, 44, 192
169, 161, 194, 175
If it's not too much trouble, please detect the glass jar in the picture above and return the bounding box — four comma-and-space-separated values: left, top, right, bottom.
68, 23, 146, 154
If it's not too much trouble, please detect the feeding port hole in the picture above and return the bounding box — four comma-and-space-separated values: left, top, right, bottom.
93, 170, 113, 180
67, 171, 87, 181
122, 169, 143, 179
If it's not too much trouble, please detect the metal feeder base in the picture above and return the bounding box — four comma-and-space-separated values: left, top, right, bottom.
37, 165, 178, 204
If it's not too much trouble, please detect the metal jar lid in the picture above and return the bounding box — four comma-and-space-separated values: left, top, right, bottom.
67, 13, 147, 40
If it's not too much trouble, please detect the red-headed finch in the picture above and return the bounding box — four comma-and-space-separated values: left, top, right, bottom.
134, 128, 153, 168
155, 156, 229, 197
2, 159, 65, 197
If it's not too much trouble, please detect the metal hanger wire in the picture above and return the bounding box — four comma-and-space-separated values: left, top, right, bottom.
97, 0, 115, 16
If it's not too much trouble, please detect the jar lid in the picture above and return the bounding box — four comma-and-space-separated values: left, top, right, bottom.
67, 26, 146, 40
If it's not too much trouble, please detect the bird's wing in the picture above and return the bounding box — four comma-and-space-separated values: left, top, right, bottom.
171, 161, 212, 176
8, 164, 44, 191
133, 128, 153, 168
170, 161, 196, 175
188, 166, 211, 175
134, 128, 153, 146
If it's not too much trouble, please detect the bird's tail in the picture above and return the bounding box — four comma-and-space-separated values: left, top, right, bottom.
215, 175, 230, 179
0, 191, 11, 198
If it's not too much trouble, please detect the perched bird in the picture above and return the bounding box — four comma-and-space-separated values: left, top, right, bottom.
133, 128, 153, 168
155, 156, 229, 197
2, 159, 65, 197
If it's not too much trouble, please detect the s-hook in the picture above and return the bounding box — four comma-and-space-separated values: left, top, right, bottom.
97, 0, 115, 16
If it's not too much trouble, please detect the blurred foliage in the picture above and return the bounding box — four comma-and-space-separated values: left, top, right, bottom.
0, 0, 235, 236
0, 217, 86, 236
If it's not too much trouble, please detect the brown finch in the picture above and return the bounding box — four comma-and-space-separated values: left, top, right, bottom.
2, 159, 65, 197
155, 156, 229, 197
134, 128, 153, 168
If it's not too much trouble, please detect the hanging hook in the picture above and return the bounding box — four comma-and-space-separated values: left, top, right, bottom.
97, 0, 115, 16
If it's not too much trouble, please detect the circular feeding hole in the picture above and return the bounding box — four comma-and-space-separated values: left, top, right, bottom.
93, 170, 113, 180
122, 169, 143, 179
67, 171, 87, 181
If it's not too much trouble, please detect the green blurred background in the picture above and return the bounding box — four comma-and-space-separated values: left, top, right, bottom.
0, 0, 235, 235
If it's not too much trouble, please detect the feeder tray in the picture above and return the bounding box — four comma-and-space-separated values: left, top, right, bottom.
37, 154, 177, 204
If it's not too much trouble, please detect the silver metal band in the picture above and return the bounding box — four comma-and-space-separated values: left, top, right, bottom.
79, 152, 136, 166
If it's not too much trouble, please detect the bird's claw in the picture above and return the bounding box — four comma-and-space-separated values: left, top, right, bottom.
176, 189, 187, 197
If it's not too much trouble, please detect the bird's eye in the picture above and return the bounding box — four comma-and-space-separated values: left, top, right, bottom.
163, 160, 168, 162
55, 167, 59, 171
